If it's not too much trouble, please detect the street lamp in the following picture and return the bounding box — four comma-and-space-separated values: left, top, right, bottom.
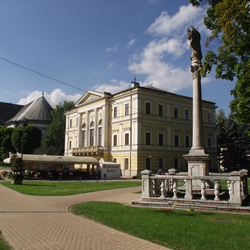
21, 118, 28, 160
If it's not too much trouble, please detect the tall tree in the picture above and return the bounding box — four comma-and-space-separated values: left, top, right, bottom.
44, 100, 75, 155
219, 114, 250, 170
189, 0, 250, 124
0, 126, 15, 160
11, 124, 42, 154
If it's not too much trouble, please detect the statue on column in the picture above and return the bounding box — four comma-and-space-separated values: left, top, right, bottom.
187, 27, 202, 64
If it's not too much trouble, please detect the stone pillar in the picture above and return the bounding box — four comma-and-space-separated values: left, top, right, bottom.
184, 28, 210, 187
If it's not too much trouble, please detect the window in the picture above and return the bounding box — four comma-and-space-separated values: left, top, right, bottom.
174, 107, 179, 119
82, 131, 86, 147
207, 113, 211, 123
125, 158, 129, 169
159, 158, 163, 169
113, 158, 117, 163
174, 158, 179, 169
99, 119, 102, 125
185, 135, 190, 147
90, 129, 94, 146
113, 134, 117, 146
98, 127, 102, 146
146, 132, 151, 145
159, 133, 164, 146
125, 133, 129, 145
158, 104, 163, 116
125, 103, 129, 115
69, 140, 72, 150
69, 119, 72, 128
208, 137, 212, 148
146, 102, 151, 115
185, 109, 189, 120
114, 107, 117, 118
82, 123, 86, 128
146, 158, 151, 170
174, 135, 179, 146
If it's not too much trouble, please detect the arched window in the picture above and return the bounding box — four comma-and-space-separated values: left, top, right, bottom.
99, 119, 102, 125
90, 121, 94, 127
82, 123, 86, 128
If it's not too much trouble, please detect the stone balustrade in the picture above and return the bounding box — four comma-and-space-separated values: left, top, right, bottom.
141, 169, 248, 206
72, 146, 104, 156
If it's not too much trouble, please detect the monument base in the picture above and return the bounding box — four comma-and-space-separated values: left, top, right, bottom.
183, 148, 211, 189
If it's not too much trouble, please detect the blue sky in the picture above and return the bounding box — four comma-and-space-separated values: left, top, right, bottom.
0, 0, 235, 115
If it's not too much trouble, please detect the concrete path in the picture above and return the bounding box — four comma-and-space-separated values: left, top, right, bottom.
0, 183, 170, 250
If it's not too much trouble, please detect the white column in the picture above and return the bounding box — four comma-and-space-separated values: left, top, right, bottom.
86, 111, 89, 146
94, 108, 98, 146
77, 113, 82, 147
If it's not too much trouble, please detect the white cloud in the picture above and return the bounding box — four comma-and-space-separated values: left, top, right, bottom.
94, 81, 130, 94
147, 5, 207, 37
106, 43, 119, 52
108, 62, 114, 68
127, 4, 212, 93
127, 38, 137, 49
17, 89, 82, 107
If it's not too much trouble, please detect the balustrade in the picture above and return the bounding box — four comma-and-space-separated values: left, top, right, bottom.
141, 169, 248, 206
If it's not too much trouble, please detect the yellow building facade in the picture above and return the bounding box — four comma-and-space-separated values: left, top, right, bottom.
64, 82, 217, 177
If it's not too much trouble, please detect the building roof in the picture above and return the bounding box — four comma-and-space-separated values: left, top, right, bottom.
5, 95, 53, 125
0, 102, 23, 125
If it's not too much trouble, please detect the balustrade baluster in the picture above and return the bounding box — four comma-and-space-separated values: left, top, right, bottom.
214, 180, 220, 201
160, 180, 165, 198
152, 179, 156, 196
172, 179, 177, 199
201, 180, 206, 200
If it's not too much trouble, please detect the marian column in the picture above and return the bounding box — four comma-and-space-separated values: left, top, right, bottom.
184, 28, 210, 179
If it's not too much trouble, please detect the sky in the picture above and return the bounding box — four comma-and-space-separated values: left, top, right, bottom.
0, 0, 235, 115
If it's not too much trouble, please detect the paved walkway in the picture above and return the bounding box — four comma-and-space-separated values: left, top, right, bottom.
0, 182, 170, 250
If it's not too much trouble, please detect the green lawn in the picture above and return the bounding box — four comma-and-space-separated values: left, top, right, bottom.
72, 201, 250, 250
0, 181, 141, 196
0, 236, 11, 250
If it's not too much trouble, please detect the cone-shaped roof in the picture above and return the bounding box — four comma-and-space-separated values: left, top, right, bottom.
6, 95, 53, 123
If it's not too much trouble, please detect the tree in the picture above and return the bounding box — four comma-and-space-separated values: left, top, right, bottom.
0, 126, 15, 160
11, 124, 42, 154
218, 114, 250, 170
44, 100, 75, 155
189, 0, 250, 124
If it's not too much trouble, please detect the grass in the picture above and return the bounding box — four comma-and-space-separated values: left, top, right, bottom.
0, 235, 11, 250
72, 201, 250, 250
0, 181, 141, 196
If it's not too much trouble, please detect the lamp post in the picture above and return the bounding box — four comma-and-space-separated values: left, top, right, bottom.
21, 118, 28, 160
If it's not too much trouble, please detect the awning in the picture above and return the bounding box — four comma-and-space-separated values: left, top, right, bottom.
8, 154, 99, 165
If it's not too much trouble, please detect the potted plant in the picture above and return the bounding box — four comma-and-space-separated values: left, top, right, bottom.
10, 157, 24, 184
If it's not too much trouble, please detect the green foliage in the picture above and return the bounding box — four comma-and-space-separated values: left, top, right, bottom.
72, 201, 250, 250
45, 100, 75, 155
11, 124, 42, 154
11, 157, 24, 172
218, 113, 250, 170
192, 0, 250, 124
0, 126, 15, 160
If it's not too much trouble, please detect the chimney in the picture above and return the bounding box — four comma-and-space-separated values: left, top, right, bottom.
131, 81, 140, 88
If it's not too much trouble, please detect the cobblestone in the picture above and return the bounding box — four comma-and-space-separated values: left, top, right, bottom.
0, 183, 170, 250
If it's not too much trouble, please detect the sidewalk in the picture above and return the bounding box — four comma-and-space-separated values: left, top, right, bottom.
0, 183, 170, 250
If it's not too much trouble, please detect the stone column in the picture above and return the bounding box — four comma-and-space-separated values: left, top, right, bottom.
184, 28, 210, 185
